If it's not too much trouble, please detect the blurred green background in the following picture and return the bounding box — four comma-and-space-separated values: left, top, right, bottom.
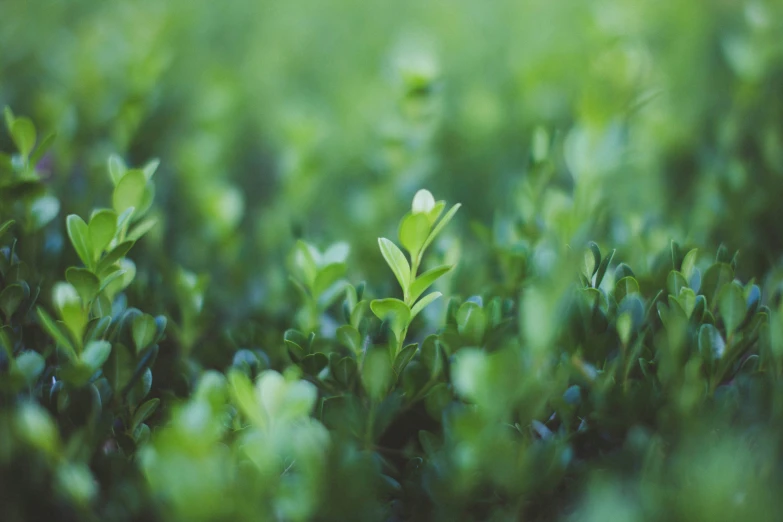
2, 0, 783, 319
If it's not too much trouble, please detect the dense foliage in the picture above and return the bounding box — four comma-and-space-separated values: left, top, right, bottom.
3, 0, 783, 520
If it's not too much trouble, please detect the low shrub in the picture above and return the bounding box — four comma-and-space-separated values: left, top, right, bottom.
3, 110, 783, 521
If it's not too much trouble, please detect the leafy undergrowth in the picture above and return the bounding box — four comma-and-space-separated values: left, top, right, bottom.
3, 111, 783, 522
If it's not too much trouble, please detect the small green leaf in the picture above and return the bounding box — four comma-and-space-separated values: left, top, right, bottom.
409, 264, 452, 303
0, 283, 24, 319
10, 117, 36, 157
108, 154, 127, 186
65, 268, 100, 305
227, 369, 266, 428
393, 343, 418, 375
52, 282, 87, 347
699, 323, 726, 361
700, 262, 734, 308
293, 240, 318, 288
126, 217, 157, 242
371, 298, 411, 341
96, 241, 134, 275
420, 203, 461, 256
667, 271, 688, 297
361, 348, 393, 402
332, 356, 357, 386
594, 248, 615, 288
301, 352, 329, 376
718, 282, 746, 336
378, 238, 411, 294
681, 248, 699, 280
81, 340, 112, 372
131, 398, 160, 431
583, 242, 601, 281
399, 212, 430, 259
336, 325, 362, 354
29, 132, 56, 166
411, 292, 442, 320
14, 351, 45, 386
66, 215, 94, 269
615, 276, 640, 304
313, 262, 346, 298
88, 209, 117, 259
112, 170, 147, 216
142, 158, 160, 180
132, 314, 157, 354
29, 196, 60, 230
36, 307, 77, 359
456, 301, 486, 344
0, 220, 15, 239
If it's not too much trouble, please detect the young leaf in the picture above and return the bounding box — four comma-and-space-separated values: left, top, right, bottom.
393, 343, 418, 375
0, 284, 24, 319
409, 265, 452, 303
399, 212, 430, 260
81, 340, 112, 372
412, 189, 436, 214
420, 203, 461, 256
132, 314, 157, 354
108, 154, 127, 186
66, 215, 94, 269
126, 217, 157, 242
65, 268, 100, 305
378, 238, 411, 294
112, 170, 147, 215
456, 301, 486, 344
371, 298, 411, 341
88, 209, 118, 259
615, 276, 640, 304
718, 282, 745, 336
411, 292, 442, 320
132, 398, 160, 432
336, 325, 362, 354
36, 307, 77, 360
10, 117, 36, 158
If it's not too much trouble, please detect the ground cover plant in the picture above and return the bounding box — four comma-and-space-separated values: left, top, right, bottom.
3, 0, 783, 520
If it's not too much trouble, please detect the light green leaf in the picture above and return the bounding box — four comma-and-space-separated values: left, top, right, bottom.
0, 284, 24, 319
718, 282, 746, 336
411, 292, 442, 320
399, 212, 430, 260
65, 268, 100, 305
615, 276, 640, 304
66, 215, 93, 269
420, 203, 461, 256
14, 351, 45, 385
36, 307, 77, 360
108, 154, 127, 186
336, 324, 362, 354
681, 248, 699, 279
88, 209, 117, 259
10, 117, 36, 157
456, 301, 486, 344
52, 282, 87, 347
29, 132, 56, 166
409, 264, 452, 303
371, 298, 411, 341
378, 238, 410, 294
126, 217, 157, 242
81, 340, 112, 371
112, 169, 147, 215
142, 158, 160, 180
313, 262, 346, 298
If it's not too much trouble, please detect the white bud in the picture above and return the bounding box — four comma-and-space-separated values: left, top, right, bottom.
412, 189, 435, 214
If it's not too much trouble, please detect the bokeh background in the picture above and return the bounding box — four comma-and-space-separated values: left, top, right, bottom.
2, 0, 783, 327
